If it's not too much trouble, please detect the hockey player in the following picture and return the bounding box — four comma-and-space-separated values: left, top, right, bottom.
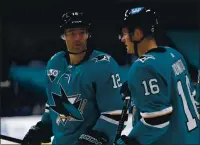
116, 7, 200, 145
22, 11, 125, 145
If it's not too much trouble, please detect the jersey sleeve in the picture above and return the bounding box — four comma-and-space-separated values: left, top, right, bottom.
127, 61, 172, 144
194, 82, 200, 114
91, 57, 125, 144
41, 51, 65, 125
41, 62, 52, 126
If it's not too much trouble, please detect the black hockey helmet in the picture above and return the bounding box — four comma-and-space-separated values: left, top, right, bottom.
122, 7, 158, 37
120, 7, 158, 56
60, 11, 91, 40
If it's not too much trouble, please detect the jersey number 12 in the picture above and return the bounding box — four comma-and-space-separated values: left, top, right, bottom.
111, 74, 122, 88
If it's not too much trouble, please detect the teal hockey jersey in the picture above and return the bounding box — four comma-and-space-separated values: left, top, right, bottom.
41, 49, 124, 145
127, 46, 200, 145
195, 81, 200, 115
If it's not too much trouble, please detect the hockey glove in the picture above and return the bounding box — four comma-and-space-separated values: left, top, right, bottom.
115, 135, 141, 145
22, 121, 53, 145
76, 130, 108, 145
120, 81, 131, 101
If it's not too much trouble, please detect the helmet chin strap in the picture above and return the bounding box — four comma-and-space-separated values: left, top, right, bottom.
131, 36, 145, 57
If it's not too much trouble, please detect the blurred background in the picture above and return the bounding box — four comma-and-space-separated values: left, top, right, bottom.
0, 0, 199, 142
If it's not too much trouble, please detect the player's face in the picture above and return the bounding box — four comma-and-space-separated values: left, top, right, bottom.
64, 28, 89, 53
121, 28, 134, 54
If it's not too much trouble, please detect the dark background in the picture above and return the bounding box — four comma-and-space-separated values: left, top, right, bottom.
0, 0, 199, 116
1, 0, 199, 68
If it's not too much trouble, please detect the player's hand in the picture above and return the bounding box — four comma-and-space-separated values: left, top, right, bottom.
120, 81, 131, 101
22, 125, 43, 145
115, 135, 141, 145
22, 121, 52, 145
76, 130, 108, 145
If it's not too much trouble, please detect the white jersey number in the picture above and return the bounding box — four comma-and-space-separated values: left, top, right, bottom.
177, 75, 199, 131
111, 74, 122, 88
142, 79, 160, 95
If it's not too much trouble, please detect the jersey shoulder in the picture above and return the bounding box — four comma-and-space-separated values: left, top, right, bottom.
164, 46, 184, 58
134, 46, 184, 68
134, 47, 168, 65
47, 51, 66, 67
49, 51, 65, 62
89, 50, 118, 68
90, 50, 112, 63
88, 50, 120, 78
133, 54, 155, 71
128, 54, 159, 84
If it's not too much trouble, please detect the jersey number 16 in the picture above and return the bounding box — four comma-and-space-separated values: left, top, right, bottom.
178, 75, 199, 131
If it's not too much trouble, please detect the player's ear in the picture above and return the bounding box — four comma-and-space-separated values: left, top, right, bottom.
61, 30, 66, 40
85, 33, 89, 39
133, 28, 144, 41
61, 34, 66, 40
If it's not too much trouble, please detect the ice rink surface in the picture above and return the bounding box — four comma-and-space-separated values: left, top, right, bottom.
1, 114, 133, 144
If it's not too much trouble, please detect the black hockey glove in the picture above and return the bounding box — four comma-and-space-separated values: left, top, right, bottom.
115, 135, 141, 145
76, 130, 109, 145
120, 81, 131, 101
22, 121, 53, 145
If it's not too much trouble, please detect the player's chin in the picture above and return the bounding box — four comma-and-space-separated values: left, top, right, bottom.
127, 48, 134, 54
73, 47, 85, 53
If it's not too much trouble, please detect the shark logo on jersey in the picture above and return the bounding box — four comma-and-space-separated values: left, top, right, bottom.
136, 55, 155, 63
50, 85, 86, 126
47, 69, 60, 82
92, 54, 111, 62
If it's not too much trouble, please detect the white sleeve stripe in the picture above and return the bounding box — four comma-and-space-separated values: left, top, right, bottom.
45, 109, 49, 113
140, 106, 173, 118
190, 90, 200, 119
101, 110, 122, 115
46, 103, 49, 107
192, 90, 196, 98
141, 118, 169, 128
100, 115, 119, 125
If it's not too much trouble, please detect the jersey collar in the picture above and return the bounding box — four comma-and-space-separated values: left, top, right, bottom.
64, 48, 94, 66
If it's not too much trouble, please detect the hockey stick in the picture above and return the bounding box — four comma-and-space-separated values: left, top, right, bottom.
198, 70, 200, 84
0, 134, 22, 143
114, 95, 131, 142
196, 70, 200, 112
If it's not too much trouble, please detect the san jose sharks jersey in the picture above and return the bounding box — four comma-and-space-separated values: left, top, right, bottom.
126, 46, 200, 145
41, 49, 124, 145
195, 78, 200, 115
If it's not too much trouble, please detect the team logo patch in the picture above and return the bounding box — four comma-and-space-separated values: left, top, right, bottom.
47, 69, 60, 82
92, 55, 111, 62
136, 55, 155, 63
130, 7, 144, 15
50, 85, 87, 126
